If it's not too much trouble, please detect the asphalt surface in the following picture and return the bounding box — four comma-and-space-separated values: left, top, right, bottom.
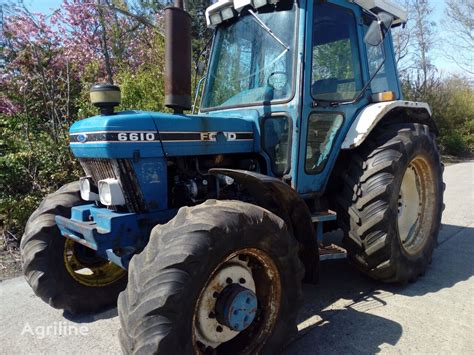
1, 162, 473, 354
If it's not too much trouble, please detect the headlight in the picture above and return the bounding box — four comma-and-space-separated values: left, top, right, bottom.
79, 176, 99, 201
221, 7, 234, 20
98, 178, 126, 206
252, 0, 268, 8
209, 12, 223, 26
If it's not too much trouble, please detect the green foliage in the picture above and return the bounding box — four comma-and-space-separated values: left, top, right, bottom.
0, 3, 172, 238
441, 131, 468, 156
126, 27, 167, 110
402, 75, 474, 155
0, 116, 81, 235
118, 67, 166, 112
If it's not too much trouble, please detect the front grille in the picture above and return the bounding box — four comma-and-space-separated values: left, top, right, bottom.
79, 158, 146, 212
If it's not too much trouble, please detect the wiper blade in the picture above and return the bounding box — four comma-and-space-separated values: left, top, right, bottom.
248, 9, 290, 51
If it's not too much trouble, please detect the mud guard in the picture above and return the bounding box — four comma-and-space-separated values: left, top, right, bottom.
341, 100, 437, 149
209, 168, 319, 283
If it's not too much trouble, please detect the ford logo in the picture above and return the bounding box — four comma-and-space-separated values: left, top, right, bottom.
76, 134, 88, 143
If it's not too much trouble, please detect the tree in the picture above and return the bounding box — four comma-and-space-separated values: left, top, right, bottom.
410, 0, 437, 95
443, 0, 474, 76
393, 0, 439, 101
0, 0, 168, 237
392, 0, 412, 74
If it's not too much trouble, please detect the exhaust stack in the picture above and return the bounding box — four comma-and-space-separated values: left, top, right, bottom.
164, 0, 192, 113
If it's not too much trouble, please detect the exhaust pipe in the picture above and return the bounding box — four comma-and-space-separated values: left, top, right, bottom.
164, 0, 192, 113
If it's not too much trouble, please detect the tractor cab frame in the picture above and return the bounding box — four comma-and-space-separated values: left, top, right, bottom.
202, 0, 410, 195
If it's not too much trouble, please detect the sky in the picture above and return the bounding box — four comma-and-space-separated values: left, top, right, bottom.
22, 0, 464, 76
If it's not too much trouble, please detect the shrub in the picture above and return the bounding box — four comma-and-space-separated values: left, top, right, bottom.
441, 131, 469, 156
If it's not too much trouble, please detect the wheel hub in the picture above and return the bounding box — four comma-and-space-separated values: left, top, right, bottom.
193, 248, 282, 352
194, 256, 256, 347
215, 284, 258, 332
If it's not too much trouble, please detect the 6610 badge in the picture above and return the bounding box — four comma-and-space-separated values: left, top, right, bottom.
117, 132, 158, 141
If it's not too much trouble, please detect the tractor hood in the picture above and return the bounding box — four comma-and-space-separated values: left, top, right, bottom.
69, 111, 258, 159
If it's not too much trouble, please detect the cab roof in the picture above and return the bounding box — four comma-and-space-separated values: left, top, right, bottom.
205, 0, 408, 28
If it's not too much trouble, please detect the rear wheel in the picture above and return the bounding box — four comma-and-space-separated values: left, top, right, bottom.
20, 182, 127, 314
337, 123, 444, 283
118, 199, 304, 354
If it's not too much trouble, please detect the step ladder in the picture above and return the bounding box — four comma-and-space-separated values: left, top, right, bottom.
311, 210, 347, 261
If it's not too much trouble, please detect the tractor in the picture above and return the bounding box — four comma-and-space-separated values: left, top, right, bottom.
20, 0, 444, 353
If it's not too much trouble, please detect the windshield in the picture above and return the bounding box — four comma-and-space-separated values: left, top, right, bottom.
201, 4, 296, 110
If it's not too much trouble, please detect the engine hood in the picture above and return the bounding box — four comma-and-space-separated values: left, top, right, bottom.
69, 111, 258, 159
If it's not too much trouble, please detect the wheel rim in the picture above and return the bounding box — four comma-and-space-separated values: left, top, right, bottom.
193, 248, 281, 353
397, 156, 436, 255
63, 239, 126, 287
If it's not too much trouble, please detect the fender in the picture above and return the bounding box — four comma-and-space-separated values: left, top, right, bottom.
209, 168, 319, 283
341, 100, 438, 150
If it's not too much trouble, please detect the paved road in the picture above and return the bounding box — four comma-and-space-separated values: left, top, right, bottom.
1, 162, 473, 354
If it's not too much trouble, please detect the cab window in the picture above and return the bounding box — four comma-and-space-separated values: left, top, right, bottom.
311, 3, 363, 101
364, 25, 399, 95
305, 112, 343, 173
263, 116, 291, 176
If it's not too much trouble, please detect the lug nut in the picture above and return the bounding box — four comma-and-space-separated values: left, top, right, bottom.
226, 277, 233, 284
239, 278, 246, 284
216, 326, 223, 333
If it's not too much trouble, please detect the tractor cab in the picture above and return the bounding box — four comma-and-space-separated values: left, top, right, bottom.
202, 0, 407, 194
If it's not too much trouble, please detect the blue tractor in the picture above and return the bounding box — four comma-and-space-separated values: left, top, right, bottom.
20, 0, 444, 353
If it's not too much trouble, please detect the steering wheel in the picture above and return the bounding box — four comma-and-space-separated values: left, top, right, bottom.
267, 71, 288, 91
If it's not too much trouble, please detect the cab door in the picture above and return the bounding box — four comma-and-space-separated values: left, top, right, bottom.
296, 0, 369, 195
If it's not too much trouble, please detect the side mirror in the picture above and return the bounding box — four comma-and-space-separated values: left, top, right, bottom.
364, 12, 394, 47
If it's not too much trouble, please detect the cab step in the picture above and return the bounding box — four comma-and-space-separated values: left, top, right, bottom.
311, 209, 337, 242
311, 209, 337, 223
319, 243, 347, 261
310, 210, 346, 260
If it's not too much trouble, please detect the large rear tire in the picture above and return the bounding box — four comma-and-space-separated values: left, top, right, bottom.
118, 199, 304, 354
20, 182, 127, 314
337, 123, 444, 283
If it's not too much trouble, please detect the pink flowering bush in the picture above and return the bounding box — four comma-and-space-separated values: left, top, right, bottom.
0, 0, 168, 236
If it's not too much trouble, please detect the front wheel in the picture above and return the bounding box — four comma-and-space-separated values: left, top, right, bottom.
20, 182, 127, 314
337, 123, 444, 283
118, 200, 304, 354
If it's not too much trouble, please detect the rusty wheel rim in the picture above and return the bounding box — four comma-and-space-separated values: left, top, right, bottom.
193, 248, 281, 354
397, 156, 436, 255
63, 239, 126, 287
